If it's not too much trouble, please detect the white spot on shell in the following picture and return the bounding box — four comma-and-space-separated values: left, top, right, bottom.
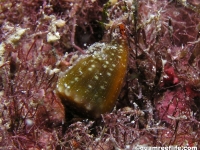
100, 86, 105, 89
65, 89, 70, 96
57, 86, 64, 93
105, 61, 109, 64
94, 75, 99, 80
64, 83, 70, 89
88, 68, 93, 71
109, 68, 113, 71
107, 72, 111, 76
79, 69, 83, 74
103, 65, 107, 68
112, 64, 116, 67
64, 83, 68, 88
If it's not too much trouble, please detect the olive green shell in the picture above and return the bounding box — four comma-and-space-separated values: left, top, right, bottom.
56, 37, 128, 118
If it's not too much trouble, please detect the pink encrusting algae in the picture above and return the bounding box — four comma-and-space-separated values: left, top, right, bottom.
0, 0, 200, 149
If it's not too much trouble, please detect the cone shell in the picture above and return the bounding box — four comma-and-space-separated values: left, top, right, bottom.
56, 37, 128, 118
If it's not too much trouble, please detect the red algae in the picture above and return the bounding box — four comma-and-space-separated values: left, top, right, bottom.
0, 0, 200, 149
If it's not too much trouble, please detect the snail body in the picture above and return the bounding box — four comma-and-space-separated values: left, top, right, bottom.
56, 25, 128, 118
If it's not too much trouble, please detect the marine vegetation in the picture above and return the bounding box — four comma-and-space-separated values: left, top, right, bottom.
0, 0, 200, 149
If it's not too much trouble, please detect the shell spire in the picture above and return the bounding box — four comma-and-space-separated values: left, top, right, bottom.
119, 23, 127, 39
